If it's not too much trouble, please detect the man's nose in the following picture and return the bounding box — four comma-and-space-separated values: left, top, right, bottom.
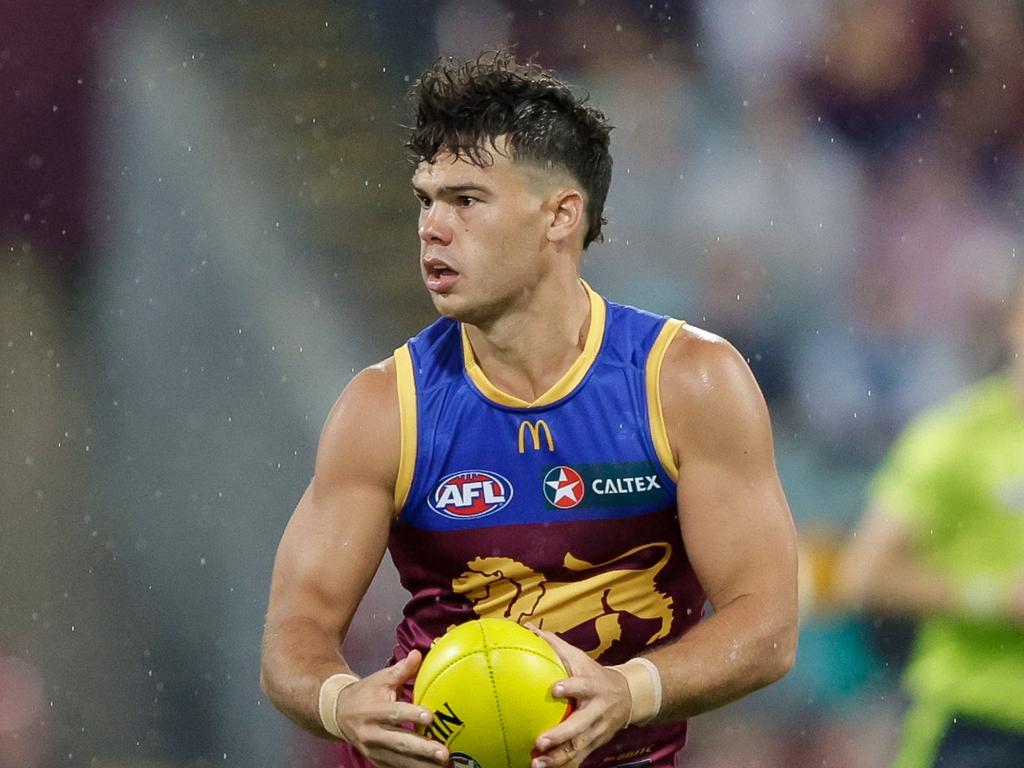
418, 204, 453, 246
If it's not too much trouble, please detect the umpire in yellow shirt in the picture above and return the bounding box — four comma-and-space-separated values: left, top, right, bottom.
838, 290, 1024, 767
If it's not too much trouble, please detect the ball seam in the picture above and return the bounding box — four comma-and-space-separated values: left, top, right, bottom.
481, 622, 515, 768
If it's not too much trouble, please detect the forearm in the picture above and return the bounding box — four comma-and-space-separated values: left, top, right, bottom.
847, 561, 1024, 623
834, 505, 1017, 621
847, 560, 962, 617
643, 595, 796, 722
260, 615, 355, 736
837, 523, 968, 619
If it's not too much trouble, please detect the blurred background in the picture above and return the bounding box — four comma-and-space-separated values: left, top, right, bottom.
2, 0, 1022, 765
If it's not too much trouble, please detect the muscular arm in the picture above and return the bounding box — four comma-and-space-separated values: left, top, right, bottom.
260, 360, 401, 732
648, 326, 798, 720
532, 327, 799, 768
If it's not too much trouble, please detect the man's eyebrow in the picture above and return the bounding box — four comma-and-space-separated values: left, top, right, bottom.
411, 182, 493, 197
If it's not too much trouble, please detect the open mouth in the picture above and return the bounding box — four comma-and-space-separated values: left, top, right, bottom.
424, 258, 460, 292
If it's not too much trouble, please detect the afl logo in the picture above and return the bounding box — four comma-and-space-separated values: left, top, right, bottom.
430, 471, 514, 519
543, 465, 585, 509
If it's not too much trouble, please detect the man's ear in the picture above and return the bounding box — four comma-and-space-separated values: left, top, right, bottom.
546, 188, 586, 245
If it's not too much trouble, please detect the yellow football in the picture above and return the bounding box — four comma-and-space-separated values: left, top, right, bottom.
413, 619, 570, 768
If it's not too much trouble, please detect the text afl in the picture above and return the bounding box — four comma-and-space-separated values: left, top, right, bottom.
429, 470, 515, 519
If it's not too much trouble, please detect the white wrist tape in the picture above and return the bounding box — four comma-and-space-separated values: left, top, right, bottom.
318, 672, 360, 739
610, 657, 662, 726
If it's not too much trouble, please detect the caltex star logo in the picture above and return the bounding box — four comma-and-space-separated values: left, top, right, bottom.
543, 465, 585, 509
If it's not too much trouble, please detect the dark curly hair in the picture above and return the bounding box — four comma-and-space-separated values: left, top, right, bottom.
407, 50, 613, 248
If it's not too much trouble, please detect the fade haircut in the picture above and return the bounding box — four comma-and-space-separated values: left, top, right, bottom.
407, 50, 613, 248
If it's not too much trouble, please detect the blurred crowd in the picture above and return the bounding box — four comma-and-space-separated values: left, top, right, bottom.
2, 0, 1023, 766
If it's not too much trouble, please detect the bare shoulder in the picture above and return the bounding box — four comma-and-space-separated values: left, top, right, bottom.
659, 324, 771, 459
315, 356, 401, 489
660, 324, 764, 409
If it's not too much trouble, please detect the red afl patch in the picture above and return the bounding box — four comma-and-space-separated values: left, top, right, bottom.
429, 471, 514, 519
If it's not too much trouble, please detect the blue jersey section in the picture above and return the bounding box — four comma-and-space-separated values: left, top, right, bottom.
399, 298, 676, 530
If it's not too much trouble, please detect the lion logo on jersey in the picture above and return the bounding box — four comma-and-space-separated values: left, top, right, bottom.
452, 542, 675, 658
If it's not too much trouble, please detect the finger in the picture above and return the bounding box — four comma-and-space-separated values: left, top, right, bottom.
541, 724, 606, 768
537, 723, 587, 756
536, 708, 595, 754
526, 624, 592, 673
370, 700, 436, 728
533, 734, 588, 768
389, 649, 423, 680
372, 746, 449, 768
382, 649, 423, 691
549, 675, 593, 702
374, 756, 445, 768
534, 741, 575, 768
366, 727, 449, 766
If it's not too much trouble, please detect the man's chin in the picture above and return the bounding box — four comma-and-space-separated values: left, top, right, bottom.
430, 291, 464, 318
430, 292, 486, 325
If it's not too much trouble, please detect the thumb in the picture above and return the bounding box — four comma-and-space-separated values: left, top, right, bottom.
526, 624, 588, 674
384, 649, 423, 690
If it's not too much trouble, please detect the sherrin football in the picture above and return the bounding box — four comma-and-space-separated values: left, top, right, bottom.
413, 618, 570, 768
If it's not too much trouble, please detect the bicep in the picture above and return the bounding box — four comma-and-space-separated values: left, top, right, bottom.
265, 363, 401, 640
663, 332, 797, 611
678, 452, 795, 611
266, 475, 394, 639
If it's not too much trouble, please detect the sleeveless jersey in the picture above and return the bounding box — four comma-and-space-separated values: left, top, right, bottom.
377, 284, 704, 768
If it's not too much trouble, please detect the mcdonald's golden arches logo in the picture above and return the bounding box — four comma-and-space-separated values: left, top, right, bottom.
518, 420, 555, 453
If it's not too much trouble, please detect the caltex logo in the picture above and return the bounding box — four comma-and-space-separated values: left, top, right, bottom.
430, 471, 513, 519
543, 466, 585, 509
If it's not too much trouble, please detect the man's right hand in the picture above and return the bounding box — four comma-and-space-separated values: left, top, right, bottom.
333, 650, 450, 768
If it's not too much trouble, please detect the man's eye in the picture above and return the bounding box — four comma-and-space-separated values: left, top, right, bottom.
457, 196, 477, 207
417, 196, 432, 209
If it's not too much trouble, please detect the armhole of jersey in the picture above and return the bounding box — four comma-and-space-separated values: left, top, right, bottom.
646, 318, 684, 482
393, 343, 417, 513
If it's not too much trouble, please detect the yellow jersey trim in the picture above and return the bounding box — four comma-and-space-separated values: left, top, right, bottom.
647, 318, 684, 481
461, 281, 607, 409
393, 344, 417, 512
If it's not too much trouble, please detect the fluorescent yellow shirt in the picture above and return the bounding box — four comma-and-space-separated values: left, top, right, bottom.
871, 375, 1024, 766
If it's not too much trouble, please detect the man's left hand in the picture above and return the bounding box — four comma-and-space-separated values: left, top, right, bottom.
528, 625, 632, 768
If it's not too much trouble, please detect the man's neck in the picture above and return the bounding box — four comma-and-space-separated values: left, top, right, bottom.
463, 275, 592, 403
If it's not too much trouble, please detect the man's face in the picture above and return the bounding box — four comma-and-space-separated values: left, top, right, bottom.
411, 143, 553, 325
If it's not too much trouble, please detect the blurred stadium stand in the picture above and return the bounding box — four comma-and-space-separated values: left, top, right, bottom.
2, 0, 1022, 766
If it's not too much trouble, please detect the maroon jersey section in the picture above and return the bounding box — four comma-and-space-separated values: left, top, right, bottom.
387, 510, 704, 667
372, 509, 705, 768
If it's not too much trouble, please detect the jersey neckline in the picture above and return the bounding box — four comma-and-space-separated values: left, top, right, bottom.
460, 280, 607, 409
